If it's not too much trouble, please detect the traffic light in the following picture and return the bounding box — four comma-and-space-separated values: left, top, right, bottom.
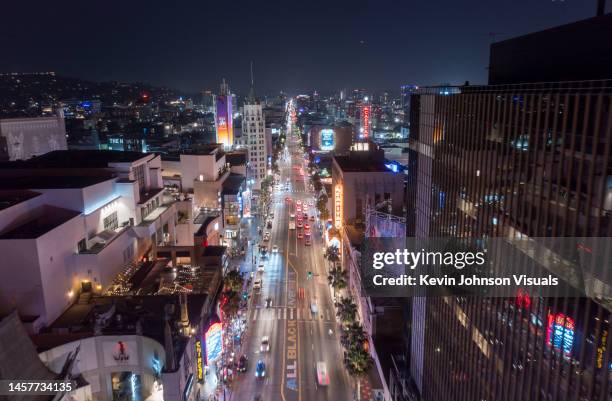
307, 271, 313, 280
242, 291, 248, 300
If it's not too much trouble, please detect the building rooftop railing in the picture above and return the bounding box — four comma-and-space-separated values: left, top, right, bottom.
415, 79, 612, 95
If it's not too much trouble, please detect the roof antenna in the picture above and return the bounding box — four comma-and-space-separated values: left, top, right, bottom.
250, 60, 254, 87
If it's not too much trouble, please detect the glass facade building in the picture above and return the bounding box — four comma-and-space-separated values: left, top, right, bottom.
404, 80, 612, 401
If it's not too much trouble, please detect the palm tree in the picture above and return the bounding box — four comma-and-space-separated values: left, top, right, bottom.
220, 290, 240, 318
327, 265, 347, 303
316, 194, 329, 221
345, 345, 374, 401
324, 245, 340, 268
341, 321, 367, 348
336, 297, 357, 326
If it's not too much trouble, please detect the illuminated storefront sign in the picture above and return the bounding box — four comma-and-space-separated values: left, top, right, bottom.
361, 105, 371, 139
597, 329, 608, 369
546, 313, 575, 356
205, 322, 223, 363
320, 129, 335, 151
334, 184, 343, 229
195, 339, 203, 380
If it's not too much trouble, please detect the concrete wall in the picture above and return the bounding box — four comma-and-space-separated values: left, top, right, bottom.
0, 239, 43, 318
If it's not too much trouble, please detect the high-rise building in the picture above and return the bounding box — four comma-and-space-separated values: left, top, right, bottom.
405, 81, 611, 401
243, 78, 267, 190
393, 13, 612, 401
214, 79, 234, 148
400, 84, 417, 125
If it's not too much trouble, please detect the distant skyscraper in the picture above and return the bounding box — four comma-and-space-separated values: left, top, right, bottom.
243, 65, 267, 190
201, 90, 214, 111
400, 84, 417, 125
214, 79, 234, 148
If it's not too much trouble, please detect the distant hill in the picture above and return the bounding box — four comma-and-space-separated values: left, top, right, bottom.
0, 72, 188, 118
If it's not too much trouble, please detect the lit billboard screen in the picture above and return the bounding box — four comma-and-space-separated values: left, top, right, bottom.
216, 96, 233, 147
205, 322, 223, 363
320, 129, 335, 151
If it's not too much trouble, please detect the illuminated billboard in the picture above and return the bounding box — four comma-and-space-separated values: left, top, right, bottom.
205, 322, 223, 363
320, 129, 335, 151
334, 184, 343, 229
546, 313, 575, 356
215, 96, 233, 147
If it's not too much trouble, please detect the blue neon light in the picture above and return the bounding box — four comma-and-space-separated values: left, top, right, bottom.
83, 194, 120, 215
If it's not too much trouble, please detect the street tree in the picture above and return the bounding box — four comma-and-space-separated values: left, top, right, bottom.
327, 264, 347, 303
224, 269, 244, 293
317, 194, 329, 221
336, 297, 357, 326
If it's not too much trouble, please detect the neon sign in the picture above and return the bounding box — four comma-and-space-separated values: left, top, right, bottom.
597, 329, 607, 369
361, 105, 371, 139
195, 339, 203, 380
334, 184, 343, 229
205, 322, 223, 363
546, 313, 575, 356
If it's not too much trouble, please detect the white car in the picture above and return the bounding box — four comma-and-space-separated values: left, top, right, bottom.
290, 212, 295, 218
260, 336, 270, 352
272, 245, 279, 253
257, 263, 265, 272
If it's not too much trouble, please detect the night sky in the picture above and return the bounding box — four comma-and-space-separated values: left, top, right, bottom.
1, 0, 606, 95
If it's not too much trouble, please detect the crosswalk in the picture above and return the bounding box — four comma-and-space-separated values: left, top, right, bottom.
250, 306, 335, 322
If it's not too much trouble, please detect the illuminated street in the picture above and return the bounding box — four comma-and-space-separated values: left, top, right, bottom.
231, 113, 352, 401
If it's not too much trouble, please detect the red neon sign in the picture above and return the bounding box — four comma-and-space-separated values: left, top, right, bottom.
361, 105, 371, 138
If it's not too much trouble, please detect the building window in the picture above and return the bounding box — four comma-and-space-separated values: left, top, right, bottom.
134, 164, 146, 190
104, 211, 119, 230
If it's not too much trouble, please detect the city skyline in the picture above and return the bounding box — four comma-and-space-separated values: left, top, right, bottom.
1, 0, 605, 94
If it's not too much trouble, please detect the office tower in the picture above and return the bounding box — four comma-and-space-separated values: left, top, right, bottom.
243, 71, 267, 190
399, 13, 612, 401
400, 84, 417, 125
214, 79, 234, 148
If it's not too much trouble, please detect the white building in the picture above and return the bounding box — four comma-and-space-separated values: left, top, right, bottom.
0, 150, 177, 328
0, 111, 68, 161
243, 89, 267, 190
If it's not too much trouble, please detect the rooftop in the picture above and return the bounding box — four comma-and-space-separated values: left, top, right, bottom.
0, 206, 81, 239
202, 245, 227, 257
0, 190, 42, 211
38, 294, 210, 365
0, 150, 152, 169
194, 213, 220, 237
222, 173, 245, 195
225, 151, 247, 166
0, 175, 114, 189
334, 154, 388, 173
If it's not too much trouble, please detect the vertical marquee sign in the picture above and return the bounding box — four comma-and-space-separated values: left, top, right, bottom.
361, 105, 371, 139
195, 339, 203, 381
334, 184, 343, 229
